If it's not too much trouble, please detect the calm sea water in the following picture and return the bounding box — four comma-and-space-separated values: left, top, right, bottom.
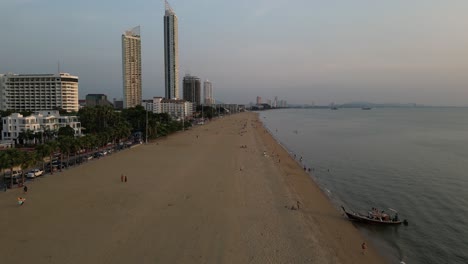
259, 108, 468, 264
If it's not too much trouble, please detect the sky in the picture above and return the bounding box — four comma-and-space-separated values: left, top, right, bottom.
1, 0, 468, 106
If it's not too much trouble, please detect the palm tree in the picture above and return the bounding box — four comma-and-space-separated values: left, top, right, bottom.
0, 151, 8, 189
68, 137, 81, 166
35, 144, 51, 173
46, 141, 58, 174
24, 129, 35, 145
5, 149, 22, 188
58, 137, 71, 171
20, 151, 37, 185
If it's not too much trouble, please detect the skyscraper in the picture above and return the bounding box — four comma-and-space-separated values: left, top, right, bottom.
203, 80, 214, 105
164, 0, 179, 99
122, 26, 142, 109
183, 74, 201, 106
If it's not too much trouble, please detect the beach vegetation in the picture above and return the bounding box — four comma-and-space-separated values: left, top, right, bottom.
58, 125, 75, 138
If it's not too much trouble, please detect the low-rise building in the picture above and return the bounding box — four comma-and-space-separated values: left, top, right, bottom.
152, 97, 192, 119
85, 94, 113, 107
1, 110, 82, 143
215, 104, 240, 114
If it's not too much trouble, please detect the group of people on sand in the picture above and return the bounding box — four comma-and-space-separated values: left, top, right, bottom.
369, 207, 391, 221
120, 174, 128, 183
16, 185, 28, 206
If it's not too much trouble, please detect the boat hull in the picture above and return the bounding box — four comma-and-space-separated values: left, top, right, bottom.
342, 206, 402, 225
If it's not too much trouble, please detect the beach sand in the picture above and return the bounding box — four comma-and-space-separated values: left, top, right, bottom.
0, 112, 386, 264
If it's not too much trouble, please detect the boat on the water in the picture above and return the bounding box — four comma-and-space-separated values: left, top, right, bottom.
362, 107, 372, 110
341, 206, 408, 225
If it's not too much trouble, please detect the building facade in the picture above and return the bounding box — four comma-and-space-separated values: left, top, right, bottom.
142, 99, 153, 112
182, 74, 201, 107
203, 80, 214, 105
0, 73, 79, 112
1, 110, 82, 143
0, 74, 6, 110
152, 97, 192, 119
215, 104, 240, 114
256, 96, 262, 105
122, 26, 142, 109
85, 94, 112, 107
164, 0, 179, 99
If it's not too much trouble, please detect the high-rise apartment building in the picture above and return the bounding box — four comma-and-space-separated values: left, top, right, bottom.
122, 26, 142, 109
256, 96, 262, 105
0, 73, 79, 112
203, 80, 214, 105
164, 0, 179, 99
183, 74, 201, 106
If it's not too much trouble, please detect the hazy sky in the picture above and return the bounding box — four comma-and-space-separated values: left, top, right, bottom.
1, 0, 468, 106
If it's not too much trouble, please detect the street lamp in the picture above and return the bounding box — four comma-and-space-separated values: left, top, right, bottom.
182, 108, 185, 132
145, 108, 148, 144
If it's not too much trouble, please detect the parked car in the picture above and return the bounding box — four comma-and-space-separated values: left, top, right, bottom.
4, 170, 22, 179
27, 169, 44, 178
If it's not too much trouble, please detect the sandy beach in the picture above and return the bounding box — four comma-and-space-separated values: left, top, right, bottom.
0, 112, 387, 264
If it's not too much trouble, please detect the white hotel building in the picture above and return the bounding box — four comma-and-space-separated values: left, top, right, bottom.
152, 97, 192, 119
0, 73, 79, 112
1, 111, 82, 143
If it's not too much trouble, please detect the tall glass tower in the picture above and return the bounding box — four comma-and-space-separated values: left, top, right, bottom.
122, 26, 142, 109
164, 0, 179, 99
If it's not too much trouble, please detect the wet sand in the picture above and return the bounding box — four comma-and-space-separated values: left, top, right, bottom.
0, 112, 386, 263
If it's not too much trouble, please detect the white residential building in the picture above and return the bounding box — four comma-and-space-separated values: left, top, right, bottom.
1, 110, 82, 143
142, 99, 153, 112
152, 97, 192, 119
0, 74, 7, 110
0, 73, 79, 112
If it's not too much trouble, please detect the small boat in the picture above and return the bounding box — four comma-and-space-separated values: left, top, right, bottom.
341, 206, 408, 225
362, 107, 372, 110
331, 107, 338, 110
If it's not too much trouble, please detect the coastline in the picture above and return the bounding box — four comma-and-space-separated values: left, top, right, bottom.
0, 112, 386, 263
254, 112, 388, 264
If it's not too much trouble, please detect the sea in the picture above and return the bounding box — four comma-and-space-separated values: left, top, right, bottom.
259, 108, 468, 264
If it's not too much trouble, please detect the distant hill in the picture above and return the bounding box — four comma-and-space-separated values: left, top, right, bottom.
289, 102, 427, 108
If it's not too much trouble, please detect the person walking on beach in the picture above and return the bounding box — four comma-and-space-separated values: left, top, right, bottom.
121, 174, 124, 182
124, 176, 127, 183
361, 242, 367, 254
23, 185, 28, 194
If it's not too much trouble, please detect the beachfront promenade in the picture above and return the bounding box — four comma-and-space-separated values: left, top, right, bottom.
0, 112, 385, 263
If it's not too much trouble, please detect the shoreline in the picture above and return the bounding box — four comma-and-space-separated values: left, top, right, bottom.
0, 112, 387, 263
251, 112, 388, 263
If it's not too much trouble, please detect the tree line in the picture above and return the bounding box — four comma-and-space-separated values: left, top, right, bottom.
0, 105, 190, 188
